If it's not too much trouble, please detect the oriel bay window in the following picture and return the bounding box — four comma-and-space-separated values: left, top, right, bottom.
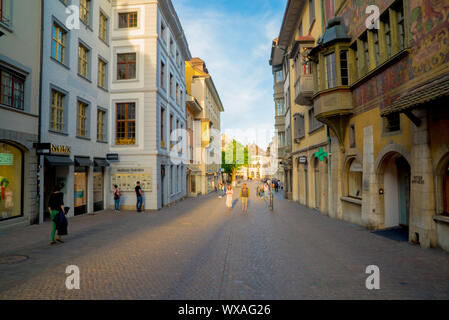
324, 52, 336, 89
117, 53, 136, 80
115, 103, 135, 145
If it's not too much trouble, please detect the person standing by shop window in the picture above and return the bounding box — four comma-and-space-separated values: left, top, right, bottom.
113, 184, 121, 212
135, 181, 143, 212
48, 184, 66, 245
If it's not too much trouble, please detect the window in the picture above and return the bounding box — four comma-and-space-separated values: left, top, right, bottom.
309, 0, 315, 24
160, 107, 166, 148
50, 90, 65, 132
78, 44, 89, 78
160, 60, 166, 89
396, 3, 405, 50
349, 124, 356, 148
99, 12, 108, 42
117, 53, 136, 80
118, 12, 137, 28
98, 59, 107, 89
348, 159, 363, 199
51, 23, 66, 64
161, 22, 167, 44
294, 113, 305, 140
308, 107, 323, 132
0, 142, 23, 221
362, 33, 370, 73
276, 99, 285, 116
97, 109, 106, 141
351, 42, 359, 80
0, 69, 24, 110
340, 50, 348, 85
373, 30, 380, 66
383, 13, 392, 58
77, 101, 88, 137
176, 82, 179, 104
115, 103, 136, 145
0, 0, 11, 26
316, 61, 321, 90
324, 52, 336, 89
275, 69, 283, 83
169, 73, 174, 97
170, 37, 174, 56
384, 113, 401, 133
80, 0, 90, 25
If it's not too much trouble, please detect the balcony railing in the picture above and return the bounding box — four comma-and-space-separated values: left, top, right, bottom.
294, 74, 313, 106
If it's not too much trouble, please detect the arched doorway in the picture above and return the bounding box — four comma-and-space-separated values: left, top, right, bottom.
314, 157, 321, 209
383, 154, 411, 228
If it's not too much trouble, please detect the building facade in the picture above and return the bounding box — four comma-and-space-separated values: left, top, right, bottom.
0, 0, 41, 228
185, 58, 223, 195
109, 0, 191, 209
307, 0, 449, 250
277, 0, 330, 213
39, 0, 112, 221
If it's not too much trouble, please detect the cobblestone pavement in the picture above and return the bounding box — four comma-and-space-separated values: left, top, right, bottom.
1, 181, 449, 299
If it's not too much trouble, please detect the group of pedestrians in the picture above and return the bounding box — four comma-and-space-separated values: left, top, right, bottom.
217, 181, 250, 212
112, 181, 143, 213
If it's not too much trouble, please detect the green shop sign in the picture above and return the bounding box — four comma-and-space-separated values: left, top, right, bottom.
314, 148, 328, 162
0, 153, 14, 166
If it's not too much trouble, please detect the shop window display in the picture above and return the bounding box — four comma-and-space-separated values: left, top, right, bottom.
0, 142, 22, 220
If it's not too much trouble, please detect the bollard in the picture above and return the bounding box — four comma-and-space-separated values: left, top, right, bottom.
270, 190, 274, 211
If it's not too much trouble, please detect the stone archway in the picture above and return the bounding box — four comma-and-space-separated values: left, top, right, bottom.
375, 145, 412, 229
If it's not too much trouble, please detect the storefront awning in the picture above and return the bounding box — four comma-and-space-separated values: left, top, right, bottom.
74, 156, 93, 167
381, 73, 449, 116
44, 155, 74, 166
94, 158, 110, 167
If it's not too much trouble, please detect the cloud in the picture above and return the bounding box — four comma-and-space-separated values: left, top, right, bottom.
173, 0, 286, 149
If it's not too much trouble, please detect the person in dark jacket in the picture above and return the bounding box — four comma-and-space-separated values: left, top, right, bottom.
48, 183, 66, 245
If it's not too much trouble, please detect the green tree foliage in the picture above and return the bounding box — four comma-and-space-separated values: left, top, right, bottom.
222, 140, 251, 182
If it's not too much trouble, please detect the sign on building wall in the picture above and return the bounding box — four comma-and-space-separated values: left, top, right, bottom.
110, 167, 152, 192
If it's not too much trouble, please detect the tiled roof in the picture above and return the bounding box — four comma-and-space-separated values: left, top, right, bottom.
382, 73, 449, 116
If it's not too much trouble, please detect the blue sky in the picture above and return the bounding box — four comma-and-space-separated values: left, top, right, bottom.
173, 0, 287, 149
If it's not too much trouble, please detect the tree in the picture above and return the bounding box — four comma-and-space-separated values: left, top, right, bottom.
222, 139, 251, 183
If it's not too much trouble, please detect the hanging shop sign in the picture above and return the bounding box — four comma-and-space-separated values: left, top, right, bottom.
298, 156, 307, 164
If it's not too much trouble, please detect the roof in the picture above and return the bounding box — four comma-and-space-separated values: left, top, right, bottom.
381, 73, 449, 116
278, 0, 306, 47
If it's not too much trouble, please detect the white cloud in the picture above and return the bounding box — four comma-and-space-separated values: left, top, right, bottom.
174, 1, 285, 149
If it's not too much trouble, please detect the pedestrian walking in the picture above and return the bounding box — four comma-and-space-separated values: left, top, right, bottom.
218, 182, 223, 198
113, 184, 121, 212
240, 183, 249, 212
135, 181, 143, 212
263, 182, 270, 200
225, 185, 233, 210
47, 183, 66, 245
258, 182, 264, 199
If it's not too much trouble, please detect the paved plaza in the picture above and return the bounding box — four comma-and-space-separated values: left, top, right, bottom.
0, 182, 448, 300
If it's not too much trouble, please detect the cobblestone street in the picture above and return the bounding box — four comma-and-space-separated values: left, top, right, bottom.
0, 182, 448, 300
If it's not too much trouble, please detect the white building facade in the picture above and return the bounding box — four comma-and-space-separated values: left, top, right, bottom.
39, 0, 112, 220
109, 0, 191, 210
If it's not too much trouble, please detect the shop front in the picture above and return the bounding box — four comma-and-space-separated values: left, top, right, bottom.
43, 144, 74, 220
0, 142, 23, 221
74, 156, 93, 216
93, 158, 109, 212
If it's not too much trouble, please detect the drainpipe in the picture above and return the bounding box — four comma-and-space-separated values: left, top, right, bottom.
37, 0, 44, 224
327, 126, 332, 216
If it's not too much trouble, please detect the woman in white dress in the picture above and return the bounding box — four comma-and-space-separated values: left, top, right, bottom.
226, 185, 233, 210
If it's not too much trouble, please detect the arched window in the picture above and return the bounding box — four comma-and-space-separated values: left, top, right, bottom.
0, 141, 23, 220
444, 162, 449, 215
348, 158, 362, 199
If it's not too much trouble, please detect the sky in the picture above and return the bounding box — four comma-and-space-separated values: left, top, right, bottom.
172, 0, 288, 150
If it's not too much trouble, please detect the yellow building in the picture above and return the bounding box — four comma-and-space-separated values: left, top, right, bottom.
276, 0, 329, 212
308, 0, 449, 250
185, 58, 224, 195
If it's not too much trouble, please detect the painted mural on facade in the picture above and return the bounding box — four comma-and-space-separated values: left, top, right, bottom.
408, 0, 449, 79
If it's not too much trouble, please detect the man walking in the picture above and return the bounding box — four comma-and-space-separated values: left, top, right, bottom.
135, 181, 143, 212
240, 183, 250, 212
